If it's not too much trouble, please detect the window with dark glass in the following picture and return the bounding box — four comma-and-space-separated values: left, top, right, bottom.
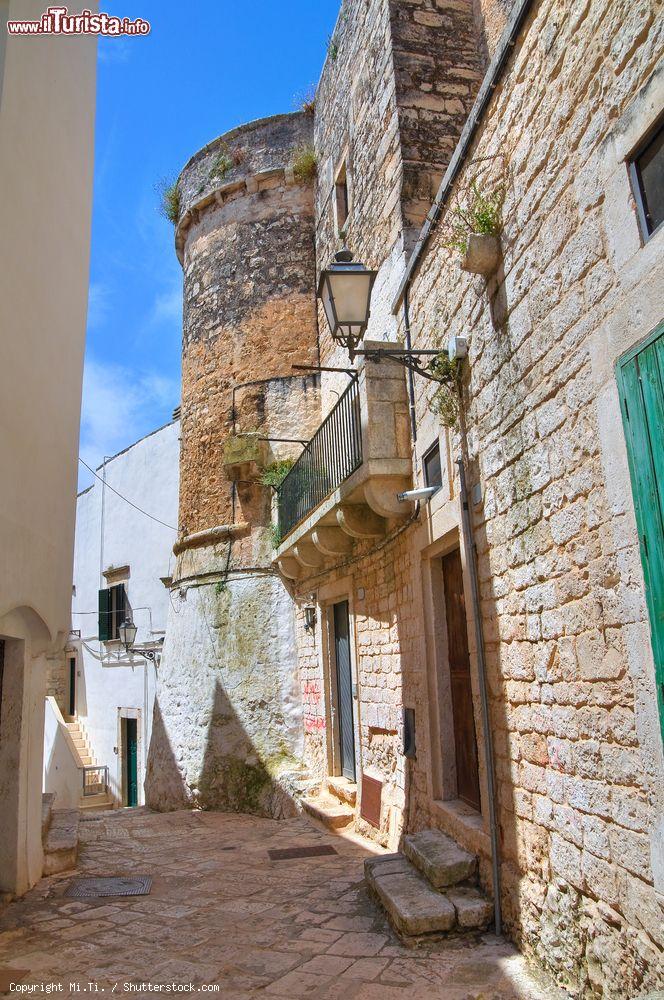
334, 160, 349, 234
630, 118, 664, 239
423, 440, 442, 493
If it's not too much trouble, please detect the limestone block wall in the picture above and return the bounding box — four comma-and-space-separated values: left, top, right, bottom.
285, 0, 664, 993
175, 113, 319, 538
389, 0, 484, 230
398, 0, 664, 994
314, 0, 482, 391
147, 114, 322, 817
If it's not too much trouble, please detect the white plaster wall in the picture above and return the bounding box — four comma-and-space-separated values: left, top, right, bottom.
0, 0, 96, 639
72, 421, 179, 806
43, 697, 81, 810
0, 0, 96, 895
146, 571, 307, 816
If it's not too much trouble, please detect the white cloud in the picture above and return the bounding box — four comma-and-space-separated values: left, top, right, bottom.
151, 282, 182, 325
78, 356, 179, 489
87, 282, 110, 329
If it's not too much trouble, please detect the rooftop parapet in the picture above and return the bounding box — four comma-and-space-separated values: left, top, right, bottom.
174, 111, 314, 262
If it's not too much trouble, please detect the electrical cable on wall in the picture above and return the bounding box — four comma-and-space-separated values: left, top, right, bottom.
79, 457, 178, 531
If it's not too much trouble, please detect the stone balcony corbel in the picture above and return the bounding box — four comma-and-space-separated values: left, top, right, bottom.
336, 504, 385, 538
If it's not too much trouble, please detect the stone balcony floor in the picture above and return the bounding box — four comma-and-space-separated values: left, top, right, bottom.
0, 808, 562, 998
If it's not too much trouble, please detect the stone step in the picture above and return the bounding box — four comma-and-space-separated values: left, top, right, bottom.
71, 737, 88, 750
365, 853, 492, 938
302, 792, 354, 830
41, 792, 55, 842
43, 809, 79, 876
80, 793, 114, 811
403, 829, 477, 889
326, 775, 357, 807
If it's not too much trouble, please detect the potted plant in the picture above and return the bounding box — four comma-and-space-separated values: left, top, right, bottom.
446, 180, 504, 276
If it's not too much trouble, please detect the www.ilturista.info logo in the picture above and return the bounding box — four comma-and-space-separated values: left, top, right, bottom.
7, 6, 150, 35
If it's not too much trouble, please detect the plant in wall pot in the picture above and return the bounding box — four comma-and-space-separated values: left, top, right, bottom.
445, 179, 504, 276
428, 353, 462, 428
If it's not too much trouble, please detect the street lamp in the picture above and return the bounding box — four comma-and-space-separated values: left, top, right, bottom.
119, 618, 159, 662
317, 247, 450, 379
317, 249, 376, 359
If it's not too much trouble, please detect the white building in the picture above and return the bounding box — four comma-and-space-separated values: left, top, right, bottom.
46, 421, 180, 811
0, 1, 96, 896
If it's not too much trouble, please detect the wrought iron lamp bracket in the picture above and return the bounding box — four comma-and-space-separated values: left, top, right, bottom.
118, 646, 158, 663
352, 347, 450, 382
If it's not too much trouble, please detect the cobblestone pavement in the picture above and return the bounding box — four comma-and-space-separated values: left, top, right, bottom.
0, 809, 562, 999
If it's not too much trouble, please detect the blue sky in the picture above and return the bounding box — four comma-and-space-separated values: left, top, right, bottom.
80, 0, 339, 488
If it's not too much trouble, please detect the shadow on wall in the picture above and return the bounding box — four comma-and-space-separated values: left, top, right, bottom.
145, 680, 300, 819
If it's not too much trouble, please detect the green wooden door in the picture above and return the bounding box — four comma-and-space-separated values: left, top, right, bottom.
125, 718, 138, 807
617, 323, 664, 744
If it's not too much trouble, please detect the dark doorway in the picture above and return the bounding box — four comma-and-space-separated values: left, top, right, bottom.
68, 656, 76, 718
442, 548, 481, 811
332, 600, 356, 781
124, 718, 138, 807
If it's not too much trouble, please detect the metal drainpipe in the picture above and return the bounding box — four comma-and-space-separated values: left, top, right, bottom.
403, 285, 417, 445
457, 456, 502, 936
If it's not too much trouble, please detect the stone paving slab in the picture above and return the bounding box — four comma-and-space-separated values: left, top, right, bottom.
0, 808, 563, 998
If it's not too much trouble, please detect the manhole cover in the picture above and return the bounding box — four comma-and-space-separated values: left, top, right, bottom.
268, 845, 338, 861
65, 875, 152, 898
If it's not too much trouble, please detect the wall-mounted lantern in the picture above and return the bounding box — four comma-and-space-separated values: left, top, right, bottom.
119, 618, 158, 662
317, 247, 447, 378
317, 249, 376, 359
303, 605, 317, 632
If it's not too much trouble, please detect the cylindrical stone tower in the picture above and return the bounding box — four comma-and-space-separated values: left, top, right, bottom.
146, 112, 321, 816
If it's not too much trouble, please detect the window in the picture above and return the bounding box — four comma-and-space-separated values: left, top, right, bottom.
334, 159, 349, 234
98, 583, 128, 642
629, 117, 664, 240
423, 440, 442, 494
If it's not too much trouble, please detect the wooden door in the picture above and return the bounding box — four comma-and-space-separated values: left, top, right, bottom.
333, 600, 356, 781
617, 324, 664, 744
442, 548, 481, 811
124, 718, 138, 807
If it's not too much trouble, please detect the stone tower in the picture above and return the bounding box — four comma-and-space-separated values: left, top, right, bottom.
145, 112, 321, 816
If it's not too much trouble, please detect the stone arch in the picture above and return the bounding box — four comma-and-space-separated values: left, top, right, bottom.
0, 603, 53, 896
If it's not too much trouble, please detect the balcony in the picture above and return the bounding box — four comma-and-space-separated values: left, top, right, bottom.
274, 340, 413, 579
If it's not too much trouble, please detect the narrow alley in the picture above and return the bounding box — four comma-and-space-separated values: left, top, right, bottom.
0, 809, 559, 998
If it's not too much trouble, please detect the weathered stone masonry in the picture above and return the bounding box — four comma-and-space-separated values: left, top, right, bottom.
147, 0, 664, 995
146, 113, 322, 817
289, 0, 664, 996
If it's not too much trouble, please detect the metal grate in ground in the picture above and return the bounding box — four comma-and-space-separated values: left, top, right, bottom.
65, 875, 153, 898
268, 845, 338, 861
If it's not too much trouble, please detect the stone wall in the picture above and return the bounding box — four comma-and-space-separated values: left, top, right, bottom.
314, 0, 482, 391
147, 114, 322, 818
176, 113, 319, 537
400, 0, 664, 994
292, 0, 664, 994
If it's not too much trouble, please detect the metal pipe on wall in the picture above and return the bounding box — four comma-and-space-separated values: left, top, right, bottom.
456, 457, 501, 935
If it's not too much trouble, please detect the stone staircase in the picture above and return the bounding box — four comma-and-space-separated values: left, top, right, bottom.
65, 717, 95, 766
41, 792, 80, 876
365, 828, 493, 940
302, 775, 357, 831
65, 717, 113, 811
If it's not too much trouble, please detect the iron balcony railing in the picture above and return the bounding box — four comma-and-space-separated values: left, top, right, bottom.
82, 765, 108, 797
278, 378, 362, 540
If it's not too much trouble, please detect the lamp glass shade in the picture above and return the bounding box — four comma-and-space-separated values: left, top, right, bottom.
318, 253, 377, 345
119, 619, 137, 649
